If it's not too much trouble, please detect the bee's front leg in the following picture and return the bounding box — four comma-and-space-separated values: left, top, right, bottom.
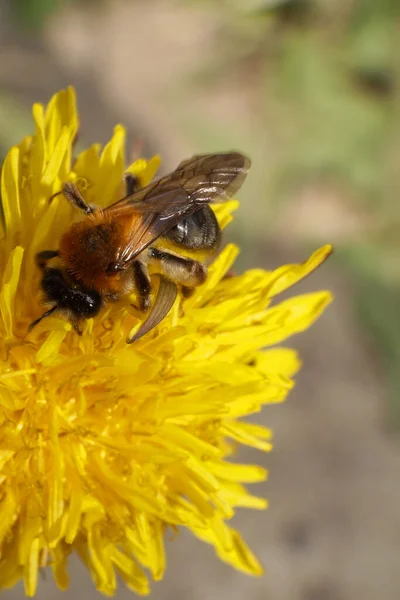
35, 250, 59, 271
124, 173, 140, 197
131, 261, 152, 311
71, 320, 83, 336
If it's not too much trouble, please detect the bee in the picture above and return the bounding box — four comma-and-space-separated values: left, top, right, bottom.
29, 152, 251, 343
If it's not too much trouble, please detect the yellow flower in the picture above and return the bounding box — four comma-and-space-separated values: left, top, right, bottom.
0, 88, 333, 596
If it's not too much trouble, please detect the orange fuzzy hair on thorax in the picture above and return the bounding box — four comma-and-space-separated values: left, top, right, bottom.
58, 210, 132, 293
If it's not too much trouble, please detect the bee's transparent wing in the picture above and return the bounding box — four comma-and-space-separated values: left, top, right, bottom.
107, 152, 250, 266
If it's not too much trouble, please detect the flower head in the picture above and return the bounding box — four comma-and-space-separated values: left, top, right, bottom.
0, 88, 333, 596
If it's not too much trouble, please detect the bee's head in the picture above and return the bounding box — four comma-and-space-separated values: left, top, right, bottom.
42, 267, 102, 317
29, 268, 102, 332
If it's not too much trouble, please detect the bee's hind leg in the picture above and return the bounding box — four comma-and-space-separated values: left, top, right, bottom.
131, 261, 152, 311
181, 286, 195, 299
148, 248, 207, 289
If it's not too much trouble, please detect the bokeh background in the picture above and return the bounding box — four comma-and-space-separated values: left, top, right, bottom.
1, 1, 400, 599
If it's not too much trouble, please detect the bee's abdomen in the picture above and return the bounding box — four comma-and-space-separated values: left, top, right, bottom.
164, 205, 220, 250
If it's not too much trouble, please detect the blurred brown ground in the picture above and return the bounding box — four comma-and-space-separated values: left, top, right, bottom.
1, 1, 399, 599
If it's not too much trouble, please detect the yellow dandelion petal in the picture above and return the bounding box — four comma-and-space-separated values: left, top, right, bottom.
35, 328, 69, 365
256, 347, 301, 377
218, 482, 268, 510
110, 548, 149, 595
51, 543, 70, 590
71, 144, 102, 199
268, 243, 333, 297
185, 243, 240, 310
95, 124, 126, 206
31, 103, 46, 180
0, 87, 333, 595
221, 421, 273, 452
1, 146, 21, 237
24, 537, 40, 597
41, 126, 71, 187
227, 530, 264, 575
0, 246, 24, 339
44, 86, 77, 161
126, 155, 161, 187
212, 199, 239, 229
207, 461, 267, 483
87, 523, 117, 594
193, 520, 263, 576
29, 196, 65, 259
65, 478, 83, 544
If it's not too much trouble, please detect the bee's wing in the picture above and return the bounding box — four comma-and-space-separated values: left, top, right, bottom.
107, 152, 251, 265
114, 190, 197, 266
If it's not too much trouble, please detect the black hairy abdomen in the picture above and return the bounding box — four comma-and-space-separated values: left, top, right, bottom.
165, 205, 220, 250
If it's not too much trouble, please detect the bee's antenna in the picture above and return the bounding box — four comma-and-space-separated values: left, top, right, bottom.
28, 306, 57, 333
62, 183, 94, 215
48, 190, 63, 204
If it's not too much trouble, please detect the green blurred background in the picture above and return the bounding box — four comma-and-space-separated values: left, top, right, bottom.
1, 1, 400, 599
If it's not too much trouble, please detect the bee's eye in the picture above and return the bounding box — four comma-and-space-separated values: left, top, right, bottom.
106, 261, 123, 274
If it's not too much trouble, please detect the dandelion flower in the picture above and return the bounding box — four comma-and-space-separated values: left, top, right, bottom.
0, 87, 333, 596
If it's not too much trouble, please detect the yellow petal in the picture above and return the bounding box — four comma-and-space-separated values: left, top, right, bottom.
222, 421, 273, 452
207, 460, 268, 483
41, 126, 71, 187
0, 246, 24, 339
24, 538, 40, 597
110, 548, 150, 595
44, 86, 78, 161
268, 244, 333, 297
95, 124, 126, 206
65, 479, 83, 544
213, 199, 239, 229
51, 543, 70, 591
87, 524, 116, 595
255, 347, 301, 377
30, 104, 46, 197
35, 328, 69, 365
126, 155, 161, 187
1, 146, 21, 237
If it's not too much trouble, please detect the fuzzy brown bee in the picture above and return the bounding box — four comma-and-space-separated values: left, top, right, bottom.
29, 152, 251, 343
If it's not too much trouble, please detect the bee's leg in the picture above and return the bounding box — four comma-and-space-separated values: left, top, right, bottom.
71, 321, 83, 336
181, 286, 195, 299
149, 248, 207, 288
131, 261, 152, 311
36, 250, 59, 271
28, 306, 57, 333
62, 182, 94, 215
48, 190, 63, 204
124, 173, 140, 196
127, 275, 177, 344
